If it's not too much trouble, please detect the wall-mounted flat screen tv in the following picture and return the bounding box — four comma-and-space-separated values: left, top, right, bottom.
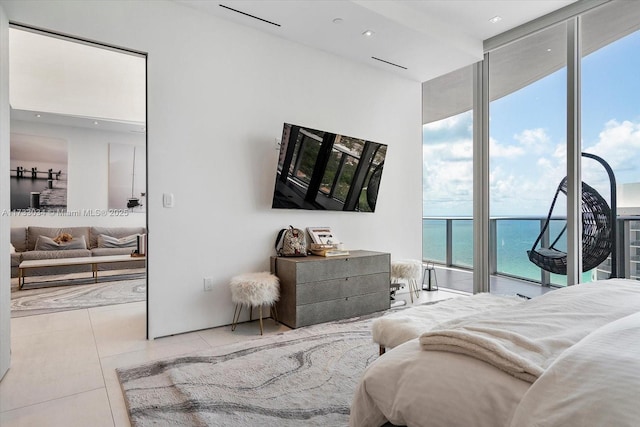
272, 123, 387, 212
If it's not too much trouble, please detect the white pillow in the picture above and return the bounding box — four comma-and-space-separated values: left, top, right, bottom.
509, 312, 640, 426
97, 234, 138, 248
10, 243, 16, 254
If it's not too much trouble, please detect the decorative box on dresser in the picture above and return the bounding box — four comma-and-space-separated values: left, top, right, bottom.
270, 250, 391, 328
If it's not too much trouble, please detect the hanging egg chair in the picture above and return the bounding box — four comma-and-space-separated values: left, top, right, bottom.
527, 153, 617, 276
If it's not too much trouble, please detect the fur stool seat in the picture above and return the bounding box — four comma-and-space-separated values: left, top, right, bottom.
391, 260, 423, 303
230, 272, 280, 335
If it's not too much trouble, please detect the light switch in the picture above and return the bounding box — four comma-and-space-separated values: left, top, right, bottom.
163, 193, 174, 208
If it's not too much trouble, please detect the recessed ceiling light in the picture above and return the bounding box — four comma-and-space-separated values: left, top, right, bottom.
332, 18, 343, 24
362, 30, 374, 37
35, 114, 41, 118
489, 16, 502, 24
93, 121, 99, 125
547, 48, 552, 52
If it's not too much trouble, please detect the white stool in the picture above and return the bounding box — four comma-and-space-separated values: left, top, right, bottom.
230, 272, 280, 335
390, 260, 422, 303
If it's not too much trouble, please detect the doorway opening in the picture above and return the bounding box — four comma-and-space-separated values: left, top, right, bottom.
8, 25, 148, 323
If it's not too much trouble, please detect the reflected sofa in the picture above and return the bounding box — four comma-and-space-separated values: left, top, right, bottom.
10, 226, 146, 278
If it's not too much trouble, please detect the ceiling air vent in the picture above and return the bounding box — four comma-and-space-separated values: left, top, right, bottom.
371, 56, 408, 70
219, 4, 281, 27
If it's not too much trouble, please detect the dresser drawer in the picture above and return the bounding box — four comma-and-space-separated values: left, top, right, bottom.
296, 273, 389, 305
296, 291, 390, 328
294, 253, 390, 283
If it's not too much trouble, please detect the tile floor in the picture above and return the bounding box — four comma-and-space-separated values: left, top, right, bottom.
430, 265, 555, 298
0, 288, 457, 426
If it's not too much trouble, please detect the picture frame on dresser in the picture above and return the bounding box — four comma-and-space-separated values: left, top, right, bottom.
306, 227, 340, 245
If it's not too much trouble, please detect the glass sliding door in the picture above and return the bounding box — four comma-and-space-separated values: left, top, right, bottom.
581, 1, 640, 281
488, 22, 569, 286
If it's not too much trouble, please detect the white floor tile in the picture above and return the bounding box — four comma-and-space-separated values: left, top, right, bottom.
0, 388, 114, 427
0, 327, 103, 412
197, 317, 291, 347
10, 309, 92, 338
89, 303, 149, 358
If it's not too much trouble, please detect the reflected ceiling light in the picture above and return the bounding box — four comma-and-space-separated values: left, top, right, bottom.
35, 113, 41, 118
93, 120, 99, 125
489, 16, 502, 24
362, 30, 374, 37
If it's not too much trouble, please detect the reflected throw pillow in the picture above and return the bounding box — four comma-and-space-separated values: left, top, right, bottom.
97, 234, 138, 248
35, 235, 87, 251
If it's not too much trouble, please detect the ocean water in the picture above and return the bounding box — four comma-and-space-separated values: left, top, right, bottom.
10, 177, 51, 210
423, 219, 592, 286
10, 160, 67, 210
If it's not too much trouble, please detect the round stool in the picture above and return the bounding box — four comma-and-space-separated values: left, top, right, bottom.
230, 272, 280, 335
390, 260, 422, 303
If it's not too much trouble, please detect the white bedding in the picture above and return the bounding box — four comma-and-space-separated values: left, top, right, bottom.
350, 279, 640, 427
350, 339, 530, 427
372, 293, 523, 350
509, 311, 640, 427
419, 279, 640, 382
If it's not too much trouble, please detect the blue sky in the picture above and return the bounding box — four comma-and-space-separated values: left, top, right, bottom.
424, 28, 640, 217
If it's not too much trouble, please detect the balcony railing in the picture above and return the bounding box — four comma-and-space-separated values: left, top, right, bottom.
423, 216, 639, 286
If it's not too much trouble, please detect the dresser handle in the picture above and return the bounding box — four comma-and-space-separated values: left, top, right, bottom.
345, 277, 349, 281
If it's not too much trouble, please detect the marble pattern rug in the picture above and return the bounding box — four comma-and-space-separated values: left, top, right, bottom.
117, 314, 382, 426
11, 274, 146, 317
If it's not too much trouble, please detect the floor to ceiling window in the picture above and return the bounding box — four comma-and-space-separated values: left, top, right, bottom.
423, 66, 474, 269
423, 0, 640, 290
488, 21, 570, 286
581, 1, 640, 281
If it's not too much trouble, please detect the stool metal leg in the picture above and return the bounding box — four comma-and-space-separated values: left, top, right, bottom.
258, 305, 264, 335
410, 278, 421, 300
408, 279, 414, 303
271, 304, 279, 323
231, 303, 242, 331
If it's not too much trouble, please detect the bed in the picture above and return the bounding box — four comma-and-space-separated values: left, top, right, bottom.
350, 279, 640, 427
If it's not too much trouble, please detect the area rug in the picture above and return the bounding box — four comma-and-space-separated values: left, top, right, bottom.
117, 314, 382, 427
11, 273, 146, 317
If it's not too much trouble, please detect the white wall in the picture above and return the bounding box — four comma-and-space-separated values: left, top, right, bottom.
0, 0, 423, 338
9, 120, 145, 228
0, 3, 11, 380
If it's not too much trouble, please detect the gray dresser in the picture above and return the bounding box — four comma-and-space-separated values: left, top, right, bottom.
270, 250, 390, 328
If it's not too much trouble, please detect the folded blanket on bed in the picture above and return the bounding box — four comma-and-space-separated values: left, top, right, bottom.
372, 293, 524, 349
419, 279, 640, 382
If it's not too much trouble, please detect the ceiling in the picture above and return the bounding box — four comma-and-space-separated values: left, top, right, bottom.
9, 27, 146, 133
177, 0, 577, 83
9, 0, 578, 132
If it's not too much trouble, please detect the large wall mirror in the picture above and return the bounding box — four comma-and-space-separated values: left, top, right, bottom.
8, 26, 148, 317
9, 27, 146, 215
